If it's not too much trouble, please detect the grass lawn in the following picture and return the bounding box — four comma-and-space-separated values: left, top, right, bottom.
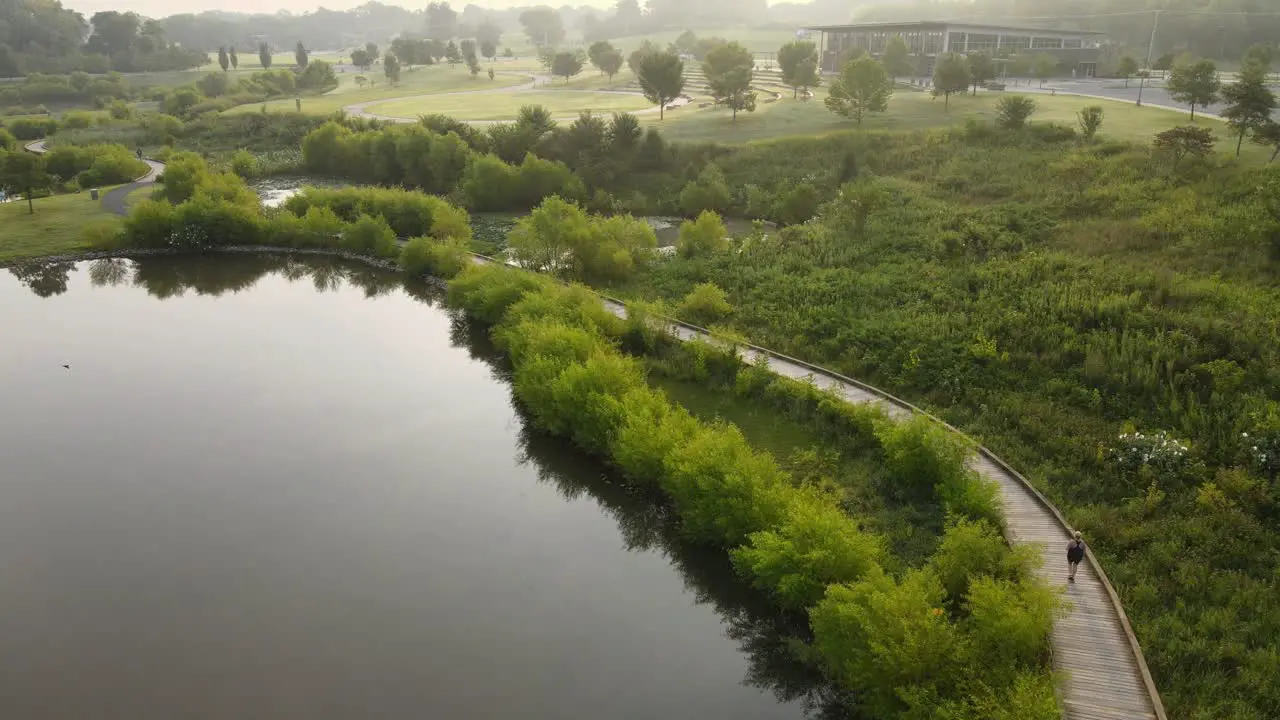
222, 64, 532, 116
608, 27, 798, 53
0, 192, 121, 263
365, 89, 654, 120
645, 88, 1271, 160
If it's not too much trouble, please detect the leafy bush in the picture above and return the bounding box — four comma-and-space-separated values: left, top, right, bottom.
676, 211, 730, 258
283, 186, 470, 240
731, 490, 884, 609
963, 577, 1058, 687
928, 518, 1031, 603
994, 95, 1037, 129
677, 282, 733, 326
446, 264, 555, 325
339, 214, 399, 257
399, 236, 471, 278
230, 149, 258, 178
810, 568, 967, 718
120, 199, 177, 247
157, 151, 211, 204
662, 423, 791, 545
678, 163, 732, 216
5, 116, 59, 140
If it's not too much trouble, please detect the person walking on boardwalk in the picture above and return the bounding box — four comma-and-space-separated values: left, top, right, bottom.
1067, 531, 1086, 582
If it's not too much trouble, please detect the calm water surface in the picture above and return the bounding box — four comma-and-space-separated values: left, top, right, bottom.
0, 256, 831, 720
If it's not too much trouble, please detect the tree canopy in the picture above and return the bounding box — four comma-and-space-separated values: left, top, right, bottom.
637, 51, 685, 120
1168, 58, 1222, 120
702, 41, 757, 121
826, 57, 893, 125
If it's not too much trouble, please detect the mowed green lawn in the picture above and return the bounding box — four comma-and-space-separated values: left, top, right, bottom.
0, 192, 121, 263
644, 88, 1267, 159
223, 64, 532, 116
365, 89, 654, 120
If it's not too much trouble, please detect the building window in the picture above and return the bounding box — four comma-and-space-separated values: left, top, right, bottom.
1031, 36, 1064, 49
1063, 38, 1083, 49
948, 32, 966, 52
924, 31, 943, 54
967, 33, 999, 52
1002, 35, 1031, 51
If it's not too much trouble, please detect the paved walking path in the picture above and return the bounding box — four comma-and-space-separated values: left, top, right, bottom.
24, 139, 163, 216
576, 283, 1168, 720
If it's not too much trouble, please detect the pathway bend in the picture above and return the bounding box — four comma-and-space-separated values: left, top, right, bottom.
468, 253, 1166, 720
25, 139, 163, 215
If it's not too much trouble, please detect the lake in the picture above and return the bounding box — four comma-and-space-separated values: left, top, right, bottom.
0, 255, 837, 720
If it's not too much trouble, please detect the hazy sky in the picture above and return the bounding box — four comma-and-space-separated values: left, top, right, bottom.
63, 0, 811, 20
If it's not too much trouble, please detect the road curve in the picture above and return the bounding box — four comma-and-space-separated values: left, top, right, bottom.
25, 139, 164, 216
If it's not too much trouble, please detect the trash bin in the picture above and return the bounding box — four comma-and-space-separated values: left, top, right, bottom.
90, 188, 99, 200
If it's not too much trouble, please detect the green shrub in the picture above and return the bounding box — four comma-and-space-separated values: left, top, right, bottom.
963, 577, 1058, 687
61, 112, 94, 129
230, 149, 258, 178
522, 351, 649, 455
81, 219, 122, 249
679, 163, 732, 216
676, 211, 730, 258
611, 386, 703, 486
731, 489, 885, 609
662, 423, 791, 545
810, 568, 967, 718
677, 282, 733, 326
499, 283, 626, 342
498, 320, 613, 370
283, 186, 469, 240
6, 116, 59, 140
120, 199, 177, 247
994, 95, 1037, 130
173, 195, 267, 247
340, 214, 399, 257
157, 151, 211, 204
399, 236, 471, 278
269, 205, 345, 248
928, 518, 1031, 603
0, 127, 14, 150
447, 264, 555, 325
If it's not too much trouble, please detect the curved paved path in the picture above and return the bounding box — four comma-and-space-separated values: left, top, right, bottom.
25, 139, 163, 216
472, 255, 1165, 720
343, 72, 683, 124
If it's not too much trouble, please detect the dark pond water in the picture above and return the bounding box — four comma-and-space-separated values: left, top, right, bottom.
0, 255, 840, 720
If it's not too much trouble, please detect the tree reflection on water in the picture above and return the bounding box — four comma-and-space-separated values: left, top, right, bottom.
8, 252, 856, 718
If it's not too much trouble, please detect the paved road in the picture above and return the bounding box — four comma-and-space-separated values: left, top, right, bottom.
25, 139, 164, 216
1022, 77, 1280, 121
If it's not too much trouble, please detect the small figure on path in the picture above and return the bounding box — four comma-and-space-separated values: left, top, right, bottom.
1067, 531, 1086, 582
136, 147, 143, 161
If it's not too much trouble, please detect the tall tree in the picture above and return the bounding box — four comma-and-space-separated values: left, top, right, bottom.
588, 41, 614, 74
0, 152, 51, 216
258, 42, 272, 69
551, 50, 585, 83
614, 0, 642, 35
229, 46, 238, 69
476, 20, 502, 56
426, 2, 458, 42
628, 41, 662, 76
589, 42, 624, 81
932, 52, 970, 109
366, 42, 379, 58
520, 7, 565, 48
637, 51, 685, 120
1221, 61, 1277, 156
1252, 120, 1280, 163
86, 11, 141, 57
1032, 53, 1057, 87
446, 41, 461, 66
967, 53, 994, 95
778, 41, 819, 98
383, 52, 401, 84
295, 41, 308, 68
1168, 58, 1221, 120
703, 41, 757, 121
825, 56, 893, 125
351, 48, 372, 70
1116, 56, 1139, 88
217, 46, 229, 72
882, 35, 913, 82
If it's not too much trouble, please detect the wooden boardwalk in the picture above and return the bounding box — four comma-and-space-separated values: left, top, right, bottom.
622, 306, 1167, 720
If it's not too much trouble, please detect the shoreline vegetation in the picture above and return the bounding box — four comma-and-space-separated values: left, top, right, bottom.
6, 50, 1280, 715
